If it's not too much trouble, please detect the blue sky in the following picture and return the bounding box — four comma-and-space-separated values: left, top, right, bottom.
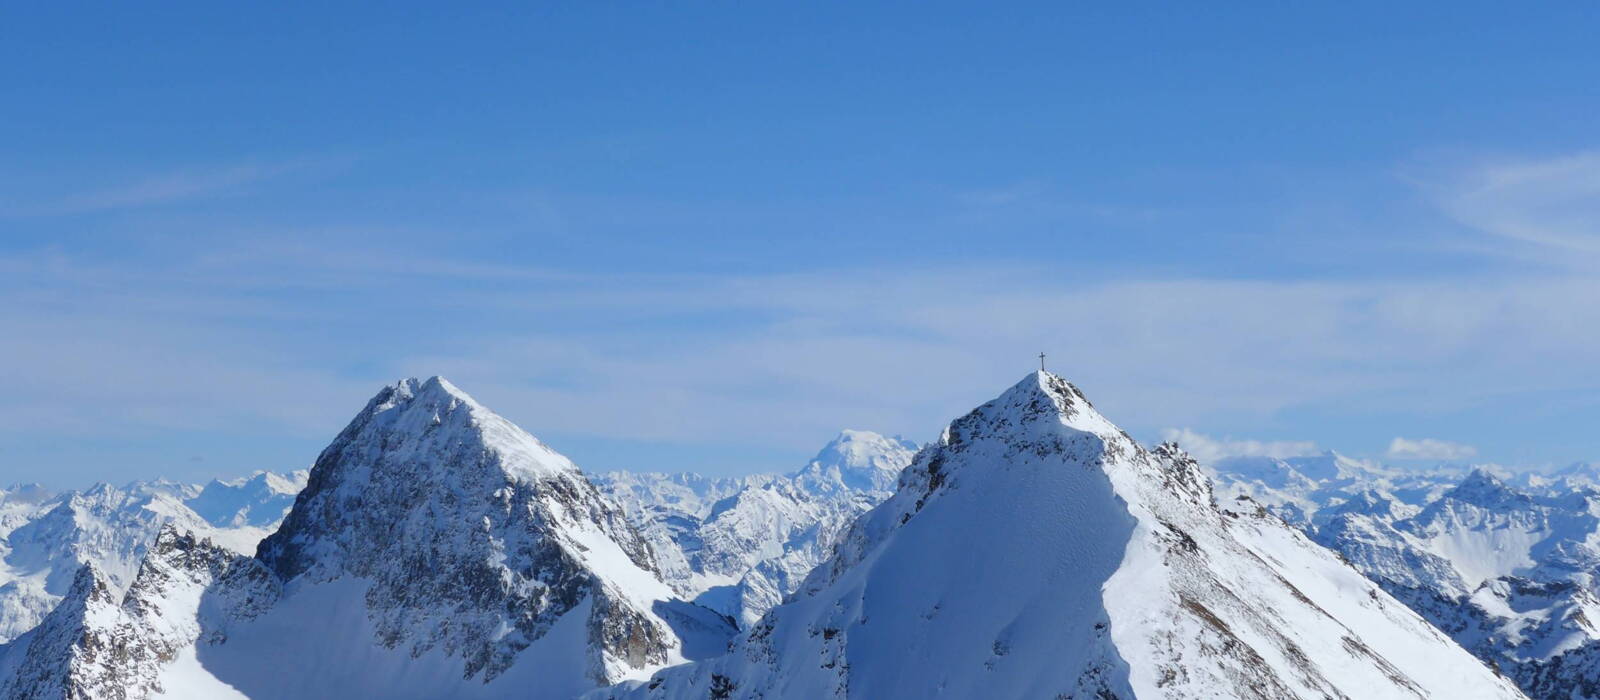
3, 2, 1600, 486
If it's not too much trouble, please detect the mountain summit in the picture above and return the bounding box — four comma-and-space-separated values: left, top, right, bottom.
0, 377, 732, 700
252, 376, 695, 690
608, 371, 1525, 699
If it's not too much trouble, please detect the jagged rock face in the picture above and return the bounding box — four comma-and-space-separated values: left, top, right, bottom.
608, 372, 1523, 700
255, 377, 685, 685
597, 431, 917, 626
0, 528, 277, 700
0, 565, 123, 700
0, 474, 303, 645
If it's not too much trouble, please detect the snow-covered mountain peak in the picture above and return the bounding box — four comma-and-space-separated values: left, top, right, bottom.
1443, 467, 1532, 509
936, 370, 1123, 449
924, 371, 1210, 508
258, 375, 646, 583
613, 371, 1521, 699
247, 377, 716, 690
350, 376, 579, 484
809, 429, 917, 472
792, 430, 918, 493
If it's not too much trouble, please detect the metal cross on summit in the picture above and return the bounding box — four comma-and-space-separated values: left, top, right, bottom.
1038, 352, 1046, 372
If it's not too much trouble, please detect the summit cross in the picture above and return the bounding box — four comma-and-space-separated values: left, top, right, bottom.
1038, 352, 1046, 371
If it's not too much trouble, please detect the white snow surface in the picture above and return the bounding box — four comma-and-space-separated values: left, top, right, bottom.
603, 372, 1522, 700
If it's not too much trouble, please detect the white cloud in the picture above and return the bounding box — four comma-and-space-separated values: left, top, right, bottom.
1386, 437, 1478, 461
1158, 428, 1320, 464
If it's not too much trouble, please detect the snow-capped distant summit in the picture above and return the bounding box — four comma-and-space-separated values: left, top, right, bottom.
609, 371, 1522, 699
1443, 467, 1534, 509
791, 430, 918, 494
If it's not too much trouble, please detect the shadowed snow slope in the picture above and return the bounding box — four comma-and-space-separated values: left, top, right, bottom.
603, 372, 1526, 700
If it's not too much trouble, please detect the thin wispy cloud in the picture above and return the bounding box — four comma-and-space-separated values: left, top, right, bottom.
1420, 150, 1600, 263
6, 157, 346, 217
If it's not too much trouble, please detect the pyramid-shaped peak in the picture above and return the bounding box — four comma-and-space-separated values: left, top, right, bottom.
943, 370, 1123, 447
255, 376, 688, 686
373, 375, 478, 413
1456, 467, 1507, 489
340, 376, 578, 484
1445, 467, 1530, 507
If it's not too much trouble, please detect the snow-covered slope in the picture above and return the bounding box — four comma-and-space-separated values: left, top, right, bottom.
597, 430, 917, 626
0, 472, 305, 644
0, 377, 735, 700
605, 372, 1522, 699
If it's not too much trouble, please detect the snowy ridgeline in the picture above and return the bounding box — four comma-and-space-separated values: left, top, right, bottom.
0, 372, 1592, 698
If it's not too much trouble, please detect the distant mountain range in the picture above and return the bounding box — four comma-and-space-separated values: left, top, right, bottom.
3, 372, 1597, 697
